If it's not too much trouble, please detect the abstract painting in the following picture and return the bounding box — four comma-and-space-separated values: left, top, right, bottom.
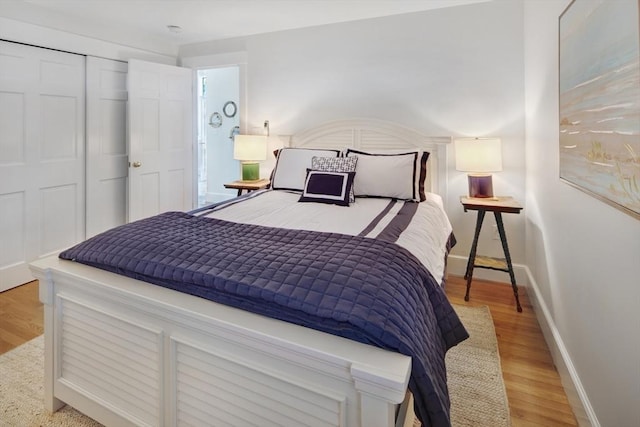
559, 0, 640, 219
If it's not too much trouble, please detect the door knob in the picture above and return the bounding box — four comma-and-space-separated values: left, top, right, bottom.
132, 161, 142, 168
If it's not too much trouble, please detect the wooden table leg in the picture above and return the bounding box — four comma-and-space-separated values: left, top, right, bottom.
494, 212, 523, 312
464, 209, 485, 301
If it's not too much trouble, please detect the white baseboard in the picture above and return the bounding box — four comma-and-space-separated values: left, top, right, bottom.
522, 265, 598, 427
447, 255, 598, 427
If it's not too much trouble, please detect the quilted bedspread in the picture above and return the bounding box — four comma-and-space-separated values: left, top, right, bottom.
59, 211, 468, 427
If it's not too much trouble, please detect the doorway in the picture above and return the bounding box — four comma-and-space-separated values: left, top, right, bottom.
196, 66, 241, 207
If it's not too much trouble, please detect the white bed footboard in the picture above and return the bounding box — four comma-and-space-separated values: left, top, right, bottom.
31, 256, 412, 427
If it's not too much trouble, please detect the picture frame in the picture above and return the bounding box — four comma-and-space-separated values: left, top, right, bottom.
559, 0, 640, 219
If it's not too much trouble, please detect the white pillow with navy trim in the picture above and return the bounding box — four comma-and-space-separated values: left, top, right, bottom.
271, 148, 341, 192
346, 149, 419, 200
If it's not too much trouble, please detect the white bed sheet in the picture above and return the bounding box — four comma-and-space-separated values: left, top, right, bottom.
201, 190, 453, 283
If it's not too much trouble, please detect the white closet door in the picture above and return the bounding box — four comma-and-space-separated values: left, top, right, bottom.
86, 57, 128, 238
0, 41, 85, 291
127, 59, 193, 222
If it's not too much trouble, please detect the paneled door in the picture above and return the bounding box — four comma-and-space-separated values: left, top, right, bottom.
127, 59, 194, 222
0, 41, 85, 291
85, 57, 128, 238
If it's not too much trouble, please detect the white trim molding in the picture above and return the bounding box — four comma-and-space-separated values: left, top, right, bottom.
523, 266, 599, 427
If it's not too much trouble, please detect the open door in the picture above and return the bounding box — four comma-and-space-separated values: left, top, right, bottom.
127, 59, 194, 222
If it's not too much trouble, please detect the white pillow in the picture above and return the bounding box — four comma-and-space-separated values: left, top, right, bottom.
346, 149, 429, 201
271, 148, 340, 191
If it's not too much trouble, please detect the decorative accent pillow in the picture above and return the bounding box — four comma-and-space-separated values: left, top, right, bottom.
346, 149, 430, 201
311, 156, 358, 203
271, 148, 341, 192
298, 170, 356, 206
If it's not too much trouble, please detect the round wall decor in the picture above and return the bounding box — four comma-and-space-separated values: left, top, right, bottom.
208, 112, 223, 128
223, 101, 237, 118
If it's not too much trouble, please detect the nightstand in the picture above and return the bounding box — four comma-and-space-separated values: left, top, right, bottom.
224, 179, 270, 197
460, 196, 523, 312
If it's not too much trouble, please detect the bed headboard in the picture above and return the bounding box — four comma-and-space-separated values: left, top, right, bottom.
283, 118, 451, 202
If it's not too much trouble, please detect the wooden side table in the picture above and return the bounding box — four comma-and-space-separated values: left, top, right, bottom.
460, 196, 523, 312
224, 179, 270, 197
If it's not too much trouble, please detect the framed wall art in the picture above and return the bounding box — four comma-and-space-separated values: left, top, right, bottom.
559, 0, 640, 219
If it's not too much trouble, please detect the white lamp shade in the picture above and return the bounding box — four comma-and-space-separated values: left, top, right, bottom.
454, 137, 503, 173
233, 135, 268, 161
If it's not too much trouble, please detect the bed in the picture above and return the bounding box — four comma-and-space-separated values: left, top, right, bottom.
29, 119, 467, 427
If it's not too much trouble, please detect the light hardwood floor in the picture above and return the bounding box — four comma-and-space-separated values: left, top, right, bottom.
446, 275, 577, 427
0, 277, 577, 426
0, 280, 43, 354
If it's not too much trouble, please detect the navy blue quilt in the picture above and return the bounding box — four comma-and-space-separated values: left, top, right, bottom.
59, 211, 468, 427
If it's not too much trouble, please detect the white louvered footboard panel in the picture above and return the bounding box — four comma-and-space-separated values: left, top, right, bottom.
173, 337, 346, 427
57, 295, 162, 426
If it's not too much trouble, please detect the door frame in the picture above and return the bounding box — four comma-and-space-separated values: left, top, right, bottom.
179, 53, 248, 204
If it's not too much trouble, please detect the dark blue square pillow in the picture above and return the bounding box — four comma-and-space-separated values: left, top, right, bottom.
298, 170, 356, 206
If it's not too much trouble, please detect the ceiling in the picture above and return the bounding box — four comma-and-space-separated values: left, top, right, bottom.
0, 0, 490, 56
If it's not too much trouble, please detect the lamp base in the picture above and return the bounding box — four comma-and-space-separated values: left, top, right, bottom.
468, 174, 494, 198
241, 162, 260, 181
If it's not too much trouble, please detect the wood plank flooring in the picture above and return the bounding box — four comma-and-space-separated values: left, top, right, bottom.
0, 277, 577, 426
0, 280, 43, 354
446, 275, 577, 426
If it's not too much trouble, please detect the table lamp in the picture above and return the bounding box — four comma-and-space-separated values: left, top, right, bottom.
234, 135, 267, 181
455, 137, 502, 198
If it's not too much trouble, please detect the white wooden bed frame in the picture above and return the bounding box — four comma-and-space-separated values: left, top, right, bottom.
30, 119, 451, 427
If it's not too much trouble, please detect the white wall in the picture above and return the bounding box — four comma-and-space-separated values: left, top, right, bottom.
524, 1, 640, 426
181, 0, 527, 276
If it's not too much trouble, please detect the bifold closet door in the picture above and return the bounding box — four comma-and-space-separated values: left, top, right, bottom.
85, 57, 128, 238
0, 41, 85, 291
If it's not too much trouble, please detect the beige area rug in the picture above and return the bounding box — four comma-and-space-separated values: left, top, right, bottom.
0, 305, 509, 427
444, 305, 511, 427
